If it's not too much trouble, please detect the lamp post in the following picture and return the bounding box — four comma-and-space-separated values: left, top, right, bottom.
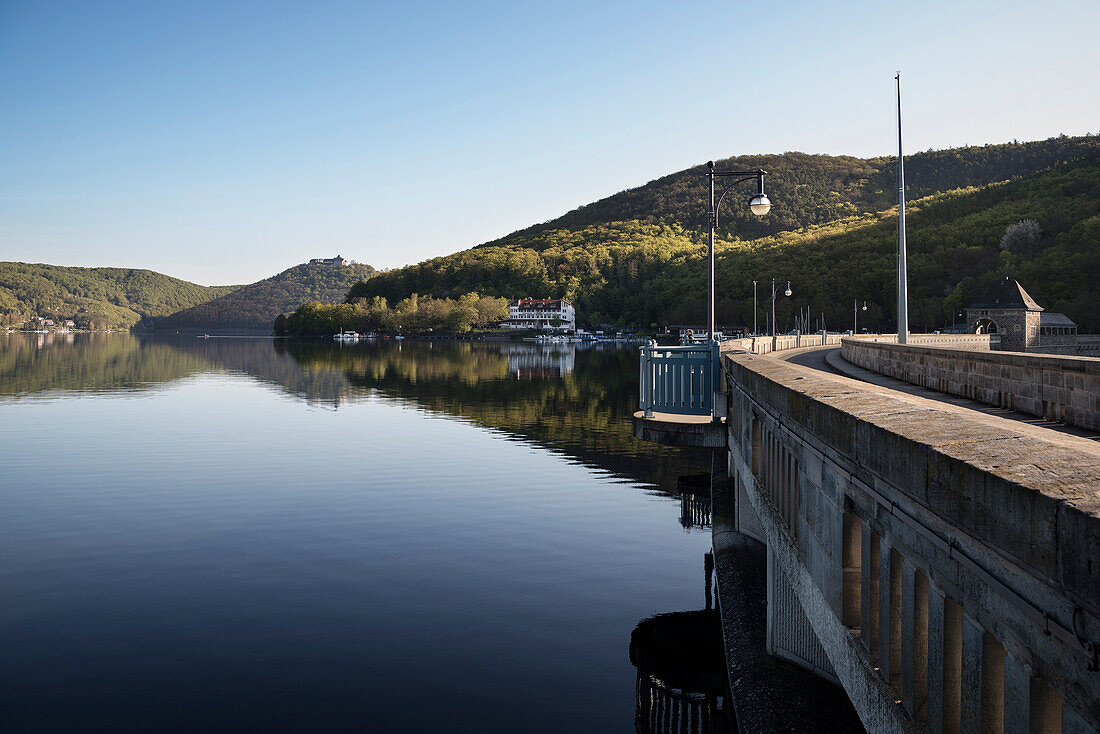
752, 280, 758, 336
771, 279, 791, 338
707, 161, 771, 342
896, 72, 909, 344
854, 299, 867, 334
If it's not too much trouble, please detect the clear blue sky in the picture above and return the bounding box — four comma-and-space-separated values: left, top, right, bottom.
2, 0, 1098, 285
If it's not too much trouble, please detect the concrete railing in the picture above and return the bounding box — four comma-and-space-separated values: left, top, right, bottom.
722, 351, 1100, 733
721, 332, 996, 356
1078, 335, 1100, 358
847, 333, 998, 350
841, 338, 1100, 431
723, 332, 845, 354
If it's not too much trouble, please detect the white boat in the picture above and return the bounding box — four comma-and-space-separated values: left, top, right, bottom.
334, 331, 360, 341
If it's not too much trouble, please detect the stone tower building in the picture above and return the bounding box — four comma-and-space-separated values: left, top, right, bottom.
965, 278, 1042, 351
965, 277, 1077, 353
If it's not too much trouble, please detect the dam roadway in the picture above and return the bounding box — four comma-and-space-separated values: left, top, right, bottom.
634, 335, 1100, 733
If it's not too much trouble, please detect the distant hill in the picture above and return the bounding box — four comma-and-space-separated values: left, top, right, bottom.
488, 135, 1100, 243
146, 261, 377, 331
0, 262, 238, 329
345, 135, 1100, 332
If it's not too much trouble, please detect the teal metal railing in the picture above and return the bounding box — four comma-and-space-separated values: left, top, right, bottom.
638, 341, 721, 417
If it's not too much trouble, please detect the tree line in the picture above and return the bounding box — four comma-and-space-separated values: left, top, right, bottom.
275, 292, 509, 336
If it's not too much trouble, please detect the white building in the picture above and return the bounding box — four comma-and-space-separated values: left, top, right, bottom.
503, 298, 576, 332
309, 255, 349, 267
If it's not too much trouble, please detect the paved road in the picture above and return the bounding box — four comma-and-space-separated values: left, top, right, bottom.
772, 344, 1100, 448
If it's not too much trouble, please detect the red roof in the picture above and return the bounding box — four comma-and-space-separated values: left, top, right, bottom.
514, 298, 571, 308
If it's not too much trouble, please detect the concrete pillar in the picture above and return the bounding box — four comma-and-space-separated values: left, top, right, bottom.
751, 417, 760, 477
842, 511, 861, 628
914, 572, 929, 721
770, 432, 776, 502
961, 615, 984, 733
982, 633, 1005, 734
793, 463, 801, 546
927, 587, 946, 734
944, 600, 963, 734
781, 449, 789, 524
761, 430, 768, 491
878, 537, 893, 676
766, 431, 773, 499
1002, 653, 1029, 734
861, 527, 880, 655
902, 563, 917, 713
1028, 678, 1062, 734
889, 549, 903, 688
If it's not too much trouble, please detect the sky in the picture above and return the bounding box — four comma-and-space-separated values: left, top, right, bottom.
2, 0, 1098, 285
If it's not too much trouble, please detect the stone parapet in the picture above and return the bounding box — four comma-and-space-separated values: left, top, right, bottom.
722, 332, 995, 356
723, 333, 843, 355
841, 338, 1100, 431
724, 351, 1100, 731
1078, 335, 1100, 358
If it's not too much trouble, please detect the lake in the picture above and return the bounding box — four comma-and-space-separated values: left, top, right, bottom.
0, 333, 714, 733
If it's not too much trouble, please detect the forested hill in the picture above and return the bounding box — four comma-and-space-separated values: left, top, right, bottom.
346, 135, 1100, 333
145, 262, 377, 331
0, 262, 238, 329
490, 135, 1100, 244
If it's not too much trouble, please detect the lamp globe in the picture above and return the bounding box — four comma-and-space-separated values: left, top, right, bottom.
749, 194, 772, 216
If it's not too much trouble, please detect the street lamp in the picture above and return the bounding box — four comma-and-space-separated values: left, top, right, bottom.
854, 300, 867, 334
707, 161, 770, 342
771, 279, 791, 338
752, 280, 758, 336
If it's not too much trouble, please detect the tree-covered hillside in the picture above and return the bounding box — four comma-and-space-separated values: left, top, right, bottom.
346, 136, 1100, 333
146, 261, 377, 331
0, 263, 238, 329
494, 135, 1100, 243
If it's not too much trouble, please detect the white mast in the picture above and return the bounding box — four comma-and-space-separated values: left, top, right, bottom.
896, 72, 909, 343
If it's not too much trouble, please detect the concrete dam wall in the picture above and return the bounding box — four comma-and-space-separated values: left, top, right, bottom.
842, 338, 1100, 431
722, 349, 1100, 733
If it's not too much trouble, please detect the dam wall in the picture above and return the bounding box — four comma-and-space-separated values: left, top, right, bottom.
722, 350, 1100, 733
841, 338, 1100, 431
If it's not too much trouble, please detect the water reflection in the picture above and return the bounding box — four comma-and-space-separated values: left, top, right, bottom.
1, 331, 722, 730
630, 550, 731, 734
0, 331, 209, 398
677, 474, 712, 530
0, 333, 709, 495
503, 342, 575, 378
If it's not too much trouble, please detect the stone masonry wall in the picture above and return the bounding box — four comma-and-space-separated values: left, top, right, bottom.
724, 350, 1100, 731
841, 338, 1100, 431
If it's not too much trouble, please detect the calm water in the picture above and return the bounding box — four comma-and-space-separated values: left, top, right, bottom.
0, 333, 712, 733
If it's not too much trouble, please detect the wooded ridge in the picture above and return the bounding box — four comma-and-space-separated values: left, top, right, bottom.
345, 135, 1100, 333
0, 263, 239, 330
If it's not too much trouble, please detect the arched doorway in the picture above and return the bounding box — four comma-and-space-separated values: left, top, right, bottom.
975, 318, 998, 334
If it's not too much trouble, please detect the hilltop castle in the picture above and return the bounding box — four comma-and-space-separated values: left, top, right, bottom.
309, 255, 349, 267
